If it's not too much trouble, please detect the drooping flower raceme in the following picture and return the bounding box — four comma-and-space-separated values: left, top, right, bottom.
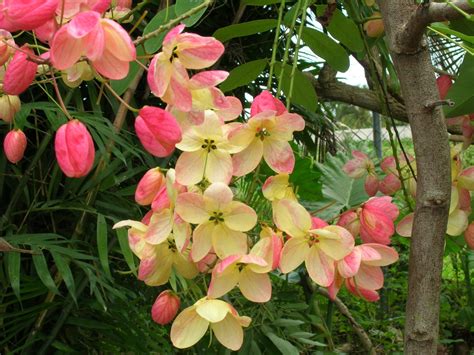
170, 297, 251, 351
274, 199, 354, 286
50, 10, 136, 80
176, 182, 257, 261
175, 111, 241, 186
229, 94, 305, 176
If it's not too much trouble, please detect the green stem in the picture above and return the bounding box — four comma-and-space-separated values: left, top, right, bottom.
267, 0, 286, 89
287, 0, 309, 109
277, 0, 302, 97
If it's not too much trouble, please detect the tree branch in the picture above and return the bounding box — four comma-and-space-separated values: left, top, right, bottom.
398, 1, 474, 54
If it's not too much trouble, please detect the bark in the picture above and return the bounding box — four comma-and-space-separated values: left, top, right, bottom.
376, 1, 457, 353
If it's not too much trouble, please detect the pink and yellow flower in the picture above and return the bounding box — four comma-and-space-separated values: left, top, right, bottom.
175, 111, 240, 186
147, 24, 224, 111
328, 243, 398, 302
176, 182, 257, 261
343, 150, 379, 197
170, 298, 251, 350
229, 96, 305, 176
50, 11, 135, 80
262, 174, 296, 202
0, 0, 59, 32
274, 199, 354, 286
208, 253, 271, 302
359, 197, 399, 244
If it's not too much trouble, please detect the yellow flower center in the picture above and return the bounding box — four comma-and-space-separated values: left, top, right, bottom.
201, 139, 218, 152
209, 211, 224, 224
255, 128, 270, 141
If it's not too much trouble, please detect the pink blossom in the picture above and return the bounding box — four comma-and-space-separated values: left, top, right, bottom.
135, 168, 166, 206
359, 197, 399, 245
50, 11, 135, 80
3, 46, 38, 95
152, 290, 181, 325
436, 74, 452, 100
3, 129, 27, 163
135, 106, 182, 158
0, 30, 15, 66
54, 120, 95, 178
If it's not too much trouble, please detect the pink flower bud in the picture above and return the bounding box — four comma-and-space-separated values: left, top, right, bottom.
54, 120, 95, 178
364, 174, 379, 196
3, 46, 38, 95
379, 174, 401, 196
151, 290, 180, 325
3, 129, 26, 163
0, 95, 21, 123
135, 106, 182, 157
437, 75, 453, 100
464, 222, 474, 250
135, 168, 166, 205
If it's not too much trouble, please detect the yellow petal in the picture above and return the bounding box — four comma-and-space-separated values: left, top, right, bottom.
212, 224, 248, 259
207, 262, 240, 298
224, 201, 257, 232
205, 149, 233, 184
447, 209, 469, 236
232, 139, 263, 177
191, 222, 215, 261
171, 307, 209, 349
175, 150, 207, 186
273, 199, 311, 238
173, 251, 198, 279
196, 299, 231, 323
306, 246, 335, 287
211, 314, 244, 351
239, 268, 271, 303
176, 192, 208, 224
279, 237, 310, 273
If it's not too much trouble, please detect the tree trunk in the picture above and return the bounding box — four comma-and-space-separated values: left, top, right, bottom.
376, 1, 452, 354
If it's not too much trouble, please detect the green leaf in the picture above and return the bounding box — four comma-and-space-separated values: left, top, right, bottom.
116, 228, 136, 276
273, 62, 318, 111
445, 54, 474, 117
265, 333, 299, 355
143, 6, 177, 53
326, 8, 364, 53
316, 153, 367, 210
431, 22, 474, 45
32, 249, 58, 294
6, 251, 21, 299
300, 27, 350, 72
220, 59, 268, 92
213, 19, 278, 43
111, 46, 146, 96
175, 0, 208, 26
97, 214, 111, 279
274, 318, 306, 327
51, 252, 76, 301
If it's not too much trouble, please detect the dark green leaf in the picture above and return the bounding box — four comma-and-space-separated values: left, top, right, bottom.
326, 9, 364, 53
51, 252, 76, 301
32, 249, 59, 294
213, 20, 278, 43
220, 59, 268, 92
97, 214, 111, 279
273, 62, 318, 111
6, 251, 21, 299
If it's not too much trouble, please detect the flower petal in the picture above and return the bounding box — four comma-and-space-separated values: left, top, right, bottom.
211, 314, 244, 351
305, 246, 335, 287
171, 307, 209, 349
224, 201, 257, 232
273, 199, 311, 238
238, 268, 271, 303
279, 237, 310, 273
